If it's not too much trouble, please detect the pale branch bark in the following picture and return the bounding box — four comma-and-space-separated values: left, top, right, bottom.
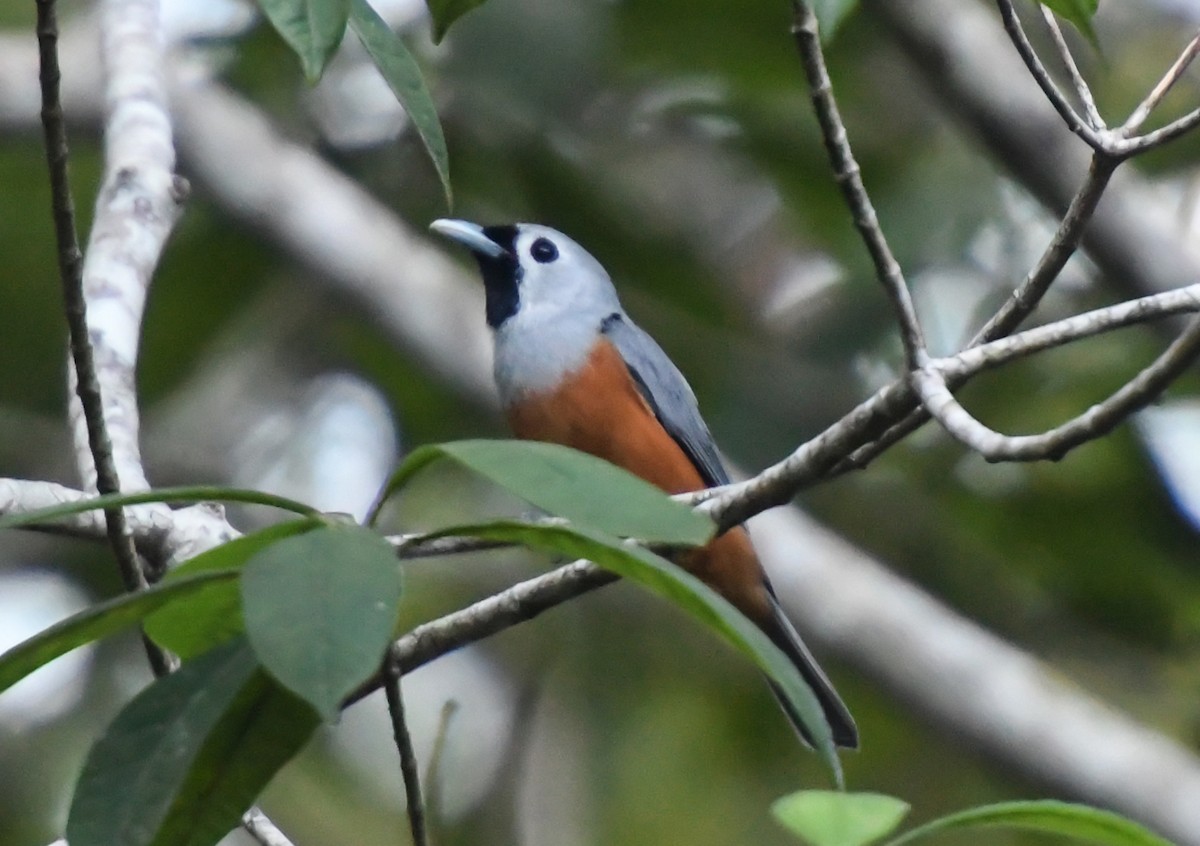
53, 1, 236, 575
871, 0, 1200, 302
791, 1, 925, 368
697, 280, 1200, 526
71, 0, 185, 495
383, 663, 430, 846
996, 0, 1199, 158
914, 313, 1200, 462
993, 0, 1104, 149
36, 0, 154, 675
1121, 31, 1200, 135
790, 0, 1115, 480
0, 477, 168, 541
814, 148, 1116, 478
1039, 6, 1104, 130
242, 807, 298, 846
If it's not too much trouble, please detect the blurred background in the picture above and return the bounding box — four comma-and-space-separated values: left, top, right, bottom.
2, 0, 1200, 844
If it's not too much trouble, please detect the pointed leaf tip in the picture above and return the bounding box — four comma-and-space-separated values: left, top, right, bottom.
350, 0, 453, 208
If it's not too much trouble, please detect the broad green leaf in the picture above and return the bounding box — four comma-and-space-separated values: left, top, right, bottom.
1040, 0, 1099, 45
67, 639, 260, 846
885, 800, 1173, 846
810, 0, 860, 39
0, 485, 319, 531
373, 440, 715, 547
774, 791, 910, 846
434, 519, 841, 782
0, 570, 238, 696
258, 0, 351, 82
349, 0, 453, 208
149, 671, 319, 846
145, 520, 321, 659
424, 0, 490, 43
242, 525, 403, 720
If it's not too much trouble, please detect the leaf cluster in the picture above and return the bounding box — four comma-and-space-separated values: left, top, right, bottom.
0, 439, 847, 846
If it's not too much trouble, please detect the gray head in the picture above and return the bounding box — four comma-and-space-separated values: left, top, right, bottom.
431, 220, 627, 398
430, 220, 622, 329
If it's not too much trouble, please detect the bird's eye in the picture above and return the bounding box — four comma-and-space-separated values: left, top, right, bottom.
530, 238, 559, 263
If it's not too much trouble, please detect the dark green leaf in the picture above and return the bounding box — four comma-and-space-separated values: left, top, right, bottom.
885, 801, 1173, 846
349, 0, 453, 208
145, 520, 321, 659
0, 570, 238, 696
149, 671, 319, 846
1040, 0, 1099, 45
774, 791, 910, 846
258, 0, 351, 82
374, 440, 715, 546
810, 0, 860, 39
67, 640, 259, 846
435, 519, 840, 781
242, 525, 403, 720
0, 485, 319, 531
425, 0, 490, 43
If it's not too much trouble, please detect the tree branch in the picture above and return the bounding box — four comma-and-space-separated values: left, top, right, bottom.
35, 0, 165, 681
384, 661, 430, 846
791, 0, 925, 368
994, 0, 1106, 150
1120, 31, 1200, 136
1039, 5, 1104, 130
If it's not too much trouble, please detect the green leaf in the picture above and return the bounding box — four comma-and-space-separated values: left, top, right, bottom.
0, 570, 239, 696
241, 524, 403, 720
424, 0, 490, 43
435, 519, 840, 781
349, 0, 453, 208
67, 639, 256, 846
810, 0, 860, 39
0, 485, 319, 531
145, 520, 321, 659
885, 800, 1173, 846
149, 671, 319, 846
774, 791, 910, 846
1040, 0, 1099, 45
373, 440, 715, 546
258, 0, 351, 82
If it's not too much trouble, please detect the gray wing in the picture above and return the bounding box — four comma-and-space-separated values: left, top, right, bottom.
601, 313, 730, 487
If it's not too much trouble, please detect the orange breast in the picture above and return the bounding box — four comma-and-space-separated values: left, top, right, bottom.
505, 338, 773, 624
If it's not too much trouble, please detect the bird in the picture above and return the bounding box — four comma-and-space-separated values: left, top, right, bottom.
430, 218, 858, 749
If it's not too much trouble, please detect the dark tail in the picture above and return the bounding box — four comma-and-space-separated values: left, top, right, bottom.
764, 595, 858, 749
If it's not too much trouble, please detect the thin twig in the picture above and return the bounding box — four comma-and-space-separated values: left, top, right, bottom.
972, 155, 1118, 343
1040, 5, 1104, 130
913, 313, 1200, 462
423, 700, 458, 836
1122, 31, 1200, 134
994, 0, 1106, 150
695, 279, 1200, 527
1114, 106, 1200, 156
346, 561, 616, 707
35, 0, 167, 675
829, 154, 1119, 473
791, 0, 926, 368
384, 662, 430, 846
